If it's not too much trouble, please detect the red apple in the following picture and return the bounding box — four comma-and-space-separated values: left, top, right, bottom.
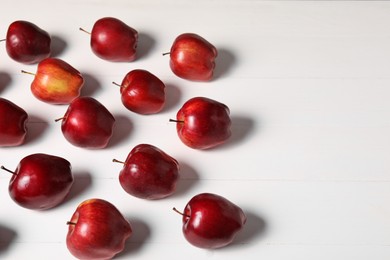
113, 143, 179, 199
56, 97, 115, 149
166, 33, 217, 81
23, 58, 84, 104
5, 20, 51, 64
174, 193, 246, 249
115, 69, 166, 114
1, 153, 73, 210
66, 198, 132, 260
83, 17, 138, 62
0, 98, 28, 147
170, 97, 231, 149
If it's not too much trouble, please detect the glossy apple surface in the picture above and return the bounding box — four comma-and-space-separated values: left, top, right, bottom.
3, 153, 73, 210
28, 58, 84, 104
168, 33, 217, 81
6, 20, 51, 64
0, 98, 28, 147
176, 193, 246, 249
171, 97, 231, 149
58, 97, 115, 149
118, 69, 166, 114
90, 17, 138, 62
115, 143, 179, 199
66, 198, 132, 260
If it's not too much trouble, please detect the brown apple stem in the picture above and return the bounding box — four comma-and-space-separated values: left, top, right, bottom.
169, 119, 184, 123
0, 39, 5, 42
54, 117, 65, 122
112, 159, 125, 164
172, 207, 190, 218
112, 82, 122, 87
0, 166, 16, 175
162, 52, 170, 56
21, 70, 36, 76
79, 27, 91, 35
66, 221, 76, 226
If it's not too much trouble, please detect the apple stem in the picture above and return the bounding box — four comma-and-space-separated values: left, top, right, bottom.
21, 70, 36, 76
0, 166, 16, 175
0, 39, 5, 42
112, 159, 125, 164
162, 52, 170, 56
172, 207, 190, 218
169, 119, 184, 123
66, 221, 76, 226
54, 117, 65, 122
79, 27, 91, 35
112, 82, 122, 87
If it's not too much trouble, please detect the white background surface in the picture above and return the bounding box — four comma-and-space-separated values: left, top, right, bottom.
1, 0, 390, 259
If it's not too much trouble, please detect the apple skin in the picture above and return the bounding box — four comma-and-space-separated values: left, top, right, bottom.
6, 153, 73, 210
177, 193, 246, 249
168, 33, 217, 81
119, 69, 166, 114
6, 20, 51, 64
90, 17, 138, 62
116, 144, 179, 199
29, 58, 84, 105
172, 97, 231, 149
66, 198, 132, 260
59, 97, 115, 149
0, 98, 28, 147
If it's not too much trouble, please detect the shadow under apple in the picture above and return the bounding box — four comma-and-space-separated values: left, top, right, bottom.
136, 32, 156, 60
117, 217, 151, 257
228, 210, 267, 249
162, 82, 182, 113
0, 71, 12, 94
79, 72, 102, 97
230, 115, 257, 144
212, 115, 257, 151
0, 225, 17, 255
213, 48, 237, 80
62, 171, 93, 205
171, 161, 199, 198
50, 35, 68, 57
24, 114, 49, 145
108, 114, 133, 148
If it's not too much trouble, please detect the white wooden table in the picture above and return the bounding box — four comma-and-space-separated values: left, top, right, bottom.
0, 0, 389, 259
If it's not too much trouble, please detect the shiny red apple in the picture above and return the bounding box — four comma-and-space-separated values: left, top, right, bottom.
66, 198, 132, 260
56, 97, 115, 149
115, 69, 166, 114
170, 97, 231, 149
83, 17, 138, 62
5, 20, 51, 64
174, 193, 246, 249
0, 98, 28, 147
1, 153, 73, 210
166, 33, 217, 81
23, 58, 84, 104
113, 143, 179, 199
